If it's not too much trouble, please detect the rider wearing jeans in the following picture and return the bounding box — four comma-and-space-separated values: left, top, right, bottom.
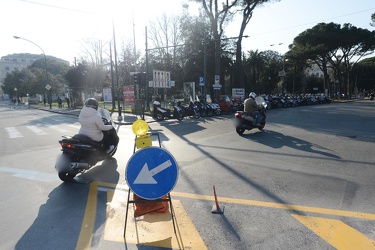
243, 92, 261, 126
78, 98, 114, 152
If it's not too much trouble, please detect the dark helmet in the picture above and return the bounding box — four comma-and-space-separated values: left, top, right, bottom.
84, 98, 98, 110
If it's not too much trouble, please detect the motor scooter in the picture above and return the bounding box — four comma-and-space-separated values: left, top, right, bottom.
153, 100, 184, 121
234, 96, 267, 135
55, 109, 119, 182
178, 101, 200, 118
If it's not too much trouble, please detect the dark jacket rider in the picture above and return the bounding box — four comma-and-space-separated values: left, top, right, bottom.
243, 92, 261, 126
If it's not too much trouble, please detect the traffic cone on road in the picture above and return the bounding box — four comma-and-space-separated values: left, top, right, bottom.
211, 185, 224, 214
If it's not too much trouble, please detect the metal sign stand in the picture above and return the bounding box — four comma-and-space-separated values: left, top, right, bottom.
124, 132, 177, 237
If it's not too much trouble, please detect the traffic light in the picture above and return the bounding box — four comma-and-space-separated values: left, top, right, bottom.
133, 73, 139, 85
139, 72, 147, 86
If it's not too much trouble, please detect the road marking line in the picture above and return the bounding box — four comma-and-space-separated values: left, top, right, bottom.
0, 167, 57, 182
5, 127, 23, 138
104, 189, 207, 249
292, 214, 375, 249
77, 182, 207, 249
77, 182, 375, 249
26, 125, 48, 135
40, 122, 69, 133
76, 182, 98, 250
170, 191, 375, 220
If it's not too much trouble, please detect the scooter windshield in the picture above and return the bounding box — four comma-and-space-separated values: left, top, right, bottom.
98, 108, 111, 121
255, 96, 267, 109
255, 96, 265, 105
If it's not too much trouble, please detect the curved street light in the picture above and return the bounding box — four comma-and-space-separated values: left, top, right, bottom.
13, 36, 51, 108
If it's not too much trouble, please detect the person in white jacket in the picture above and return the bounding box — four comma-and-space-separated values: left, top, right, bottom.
78, 98, 114, 152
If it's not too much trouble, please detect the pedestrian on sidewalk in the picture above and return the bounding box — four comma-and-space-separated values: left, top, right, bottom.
57, 96, 62, 108
65, 97, 70, 108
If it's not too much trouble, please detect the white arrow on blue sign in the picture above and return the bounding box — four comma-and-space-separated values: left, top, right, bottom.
126, 147, 179, 200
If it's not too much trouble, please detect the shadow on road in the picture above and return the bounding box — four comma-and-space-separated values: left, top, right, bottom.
15, 159, 119, 250
242, 129, 341, 160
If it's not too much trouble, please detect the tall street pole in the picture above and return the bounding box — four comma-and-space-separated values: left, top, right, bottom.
112, 22, 122, 121
109, 42, 116, 111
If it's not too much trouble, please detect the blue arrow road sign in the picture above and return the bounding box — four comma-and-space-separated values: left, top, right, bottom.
126, 147, 179, 200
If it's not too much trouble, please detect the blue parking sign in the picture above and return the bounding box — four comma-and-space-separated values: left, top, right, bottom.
199, 76, 204, 86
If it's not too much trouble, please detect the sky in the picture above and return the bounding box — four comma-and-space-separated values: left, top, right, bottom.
1, 0, 375, 65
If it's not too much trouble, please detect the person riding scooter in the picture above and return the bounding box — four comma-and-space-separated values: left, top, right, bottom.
78, 98, 115, 153
243, 92, 262, 126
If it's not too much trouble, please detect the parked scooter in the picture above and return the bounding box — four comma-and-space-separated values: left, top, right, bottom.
204, 102, 214, 116
210, 102, 221, 115
194, 100, 207, 117
153, 100, 184, 121
55, 109, 119, 182
178, 101, 200, 119
234, 96, 268, 135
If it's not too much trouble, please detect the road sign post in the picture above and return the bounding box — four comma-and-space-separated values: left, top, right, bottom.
124, 130, 179, 237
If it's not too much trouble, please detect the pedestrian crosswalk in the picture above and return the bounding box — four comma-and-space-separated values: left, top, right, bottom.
5, 127, 23, 139
4, 122, 80, 139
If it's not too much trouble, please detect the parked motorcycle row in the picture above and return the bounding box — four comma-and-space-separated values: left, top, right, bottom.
261, 94, 331, 110
152, 93, 332, 121
153, 99, 223, 121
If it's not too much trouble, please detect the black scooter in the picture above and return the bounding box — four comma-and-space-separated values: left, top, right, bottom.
234, 97, 268, 135
153, 101, 184, 121
178, 101, 200, 119
55, 109, 119, 182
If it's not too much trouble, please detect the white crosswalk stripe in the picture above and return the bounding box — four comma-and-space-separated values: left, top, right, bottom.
26, 125, 48, 135
4, 123, 78, 139
40, 123, 69, 133
5, 127, 23, 138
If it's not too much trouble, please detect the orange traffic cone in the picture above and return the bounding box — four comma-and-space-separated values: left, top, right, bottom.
211, 185, 224, 214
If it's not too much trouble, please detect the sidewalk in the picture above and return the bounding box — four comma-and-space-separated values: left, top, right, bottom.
29, 104, 155, 125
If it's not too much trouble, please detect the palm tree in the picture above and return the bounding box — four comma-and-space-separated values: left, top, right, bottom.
244, 50, 267, 94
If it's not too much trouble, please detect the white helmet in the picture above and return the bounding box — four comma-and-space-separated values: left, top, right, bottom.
249, 92, 257, 99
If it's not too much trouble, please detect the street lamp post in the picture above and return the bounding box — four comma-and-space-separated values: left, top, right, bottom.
271, 43, 285, 94
13, 36, 51, 108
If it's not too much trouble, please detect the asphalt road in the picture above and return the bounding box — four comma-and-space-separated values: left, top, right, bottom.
0, 100, 374, 250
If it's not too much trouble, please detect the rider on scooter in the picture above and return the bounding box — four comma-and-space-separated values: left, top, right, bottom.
243, 92, 262, 126
78, 98, 115, 153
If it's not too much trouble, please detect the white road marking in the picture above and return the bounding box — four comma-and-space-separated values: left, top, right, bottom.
26, 125, 48, 135
41, 123, 69, 133
0, 167, 58, 182
5, 127, 23, 138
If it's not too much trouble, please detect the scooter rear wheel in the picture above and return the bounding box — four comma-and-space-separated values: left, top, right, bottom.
156, 114, 164, 121
58, 171, 76, 182
236, 127, 245, 135
258, 121, 266, 130
193, 110, 200, 119
176, 113, 184, 121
